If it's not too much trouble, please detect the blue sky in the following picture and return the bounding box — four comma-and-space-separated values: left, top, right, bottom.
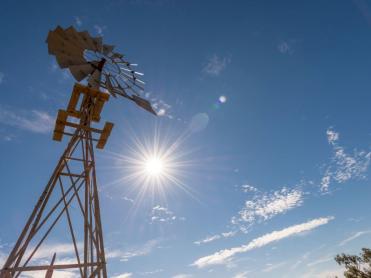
1, 0, 371, 277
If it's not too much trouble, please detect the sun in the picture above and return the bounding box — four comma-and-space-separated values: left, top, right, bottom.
144, 156, 165, 177
110, 129, 188, 191
102, 127, 199, 204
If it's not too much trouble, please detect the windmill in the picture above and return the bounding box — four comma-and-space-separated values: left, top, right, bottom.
0, 26, 156, 278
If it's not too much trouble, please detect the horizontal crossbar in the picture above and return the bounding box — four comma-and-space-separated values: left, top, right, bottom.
1, 262, 104, 272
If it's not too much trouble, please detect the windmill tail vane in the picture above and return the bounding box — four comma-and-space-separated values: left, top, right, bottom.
0, 25, 156, 278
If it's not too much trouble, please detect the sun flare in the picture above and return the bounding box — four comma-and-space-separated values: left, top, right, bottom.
144, 156, 165, 177
102, 127, 200, 205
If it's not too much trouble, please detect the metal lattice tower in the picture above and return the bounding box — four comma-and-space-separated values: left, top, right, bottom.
0, 26, 156, 277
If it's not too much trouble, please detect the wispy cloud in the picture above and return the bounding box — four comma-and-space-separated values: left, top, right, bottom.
121, 196, 134, 204
74, 16, 82, 27
194, 231, 237, 245
339, 230, 371, 246
321, 128, 371, 191
25, 242, 79, 261
0, 106, 54, 134
277, 39, 296, 55
231, 187, 303, 232
112, 273, 133, 278
262, 262, 286, 272
192, 216, 334, 268
139, 269, 163, 275
94, 24, 106, 36
0, 72, 4, 84
299, 267, 344, 278
241, 184, 258, 193
145, 91, 173, 118
202, 55, 230, 76
5, 242, 81, 278
107, 239, 160, 262
0, 249, 6, 267
172, 274, 193, 278
150, 205, 185, 223
194, 235, 221, 245
306, 256, 333, 267
232, 271, 250, 278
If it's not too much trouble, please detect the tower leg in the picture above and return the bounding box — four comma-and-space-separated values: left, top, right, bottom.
0, 129, 107, 278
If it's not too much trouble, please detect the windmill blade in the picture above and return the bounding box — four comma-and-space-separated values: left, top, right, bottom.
111, 80, 129, 98
47, 32, 85, 58
120, 67, 144, 76
102, 44, 115, 56
116, 61, 137, 66
47, 32, 68, 55
130, 95, 157, 115
51, 26, 68, 41
46, 26, 156, 116
54, 51, 87, 68
116, 73, 144, 92
92, 37, 103, 52
104, 74, 117, 97
124, 74, 145, 91
78, 31, 97, 50
111, 52, 123, 59
65, 26, 92, 50
134, 78, 145, 85
69, 63, 96, 81
133, 71, 144, 76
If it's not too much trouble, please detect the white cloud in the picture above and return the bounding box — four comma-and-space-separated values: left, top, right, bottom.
262, 262, 286, 272
299, 268, 344, 278
74, 16, 82, 27
277, 39, 296, 55
3, 242, 81, 277
202, 55, 230, 76
306, 256, 333, 267
278, 41, 291, 54
222, 231, 236, 237
172, 274, 193, 278
233, 271, 250, 278
112, 273, 133, 278
139, 269, 163, 275
121, 196, 134, 203
321, 128, 371, 191
339, 230, 371, 246
94, 24, 106, 36
231, 187, 303, 232
26, 242, 78, 261
107, 239, 160, 262
0, 106, 54, 134
327, 129, 339, 144
0, 249, 6, 267
194, 235, 221, 245
150, 205, 185, 223
241, 184, 257, 193
192, 216, 334, 268
194, 231, 237, 245
144, 91, 173, 118
320, 175, 331, 192
0, 72, 4, 84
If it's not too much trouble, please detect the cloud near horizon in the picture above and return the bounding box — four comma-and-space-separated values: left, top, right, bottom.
192, 216, 334, 268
